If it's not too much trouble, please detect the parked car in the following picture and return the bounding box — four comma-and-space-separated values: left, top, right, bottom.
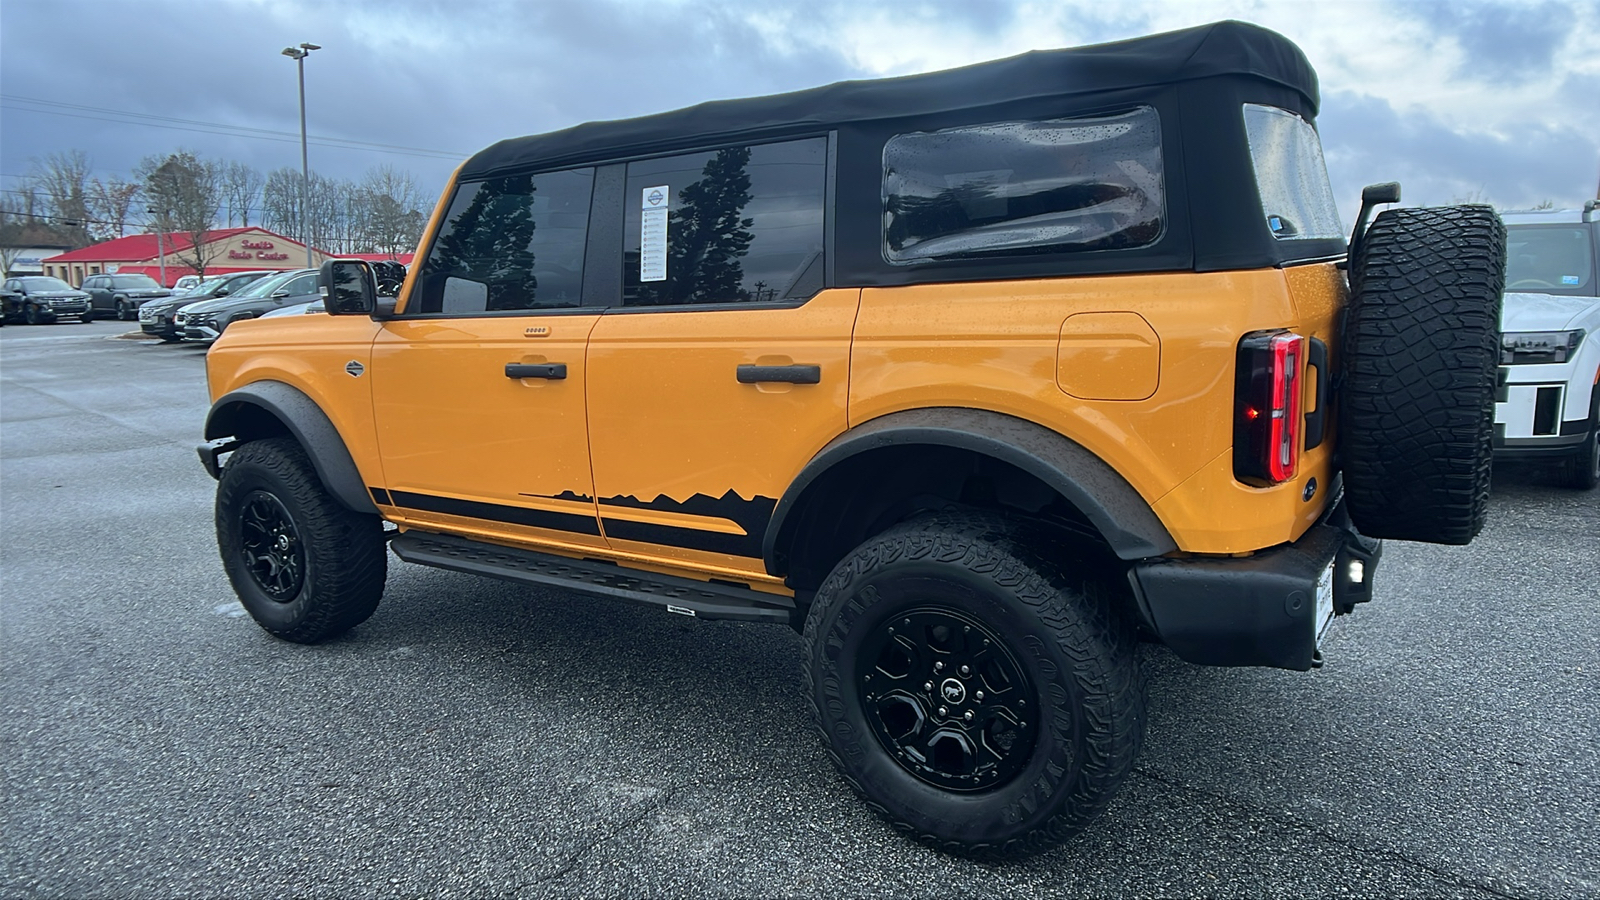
200, 21, 1504, 858
171, 275, 204, 294
258, 298, 325, 318
140, 271, 275, 341
80, 273, 171, 321
176, 268, 318, 342
0, 276, 92, 325
1494, 203, 1600, 488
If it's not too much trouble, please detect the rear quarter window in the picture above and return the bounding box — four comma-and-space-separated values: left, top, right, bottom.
882, 107, 1165, 264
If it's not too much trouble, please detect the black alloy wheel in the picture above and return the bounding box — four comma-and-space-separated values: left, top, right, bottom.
24, 303, 43, 325
804, 511, 1145, 860
215, 437, 386, 642
116, 299, 130, 320
859, 607, 1037, 792
237, 490, 306, 600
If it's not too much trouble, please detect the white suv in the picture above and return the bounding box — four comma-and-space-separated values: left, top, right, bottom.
1495, 203, 1600, 489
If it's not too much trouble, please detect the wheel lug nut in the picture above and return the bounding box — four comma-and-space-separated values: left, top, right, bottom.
938, 706, 948, 716
934, 662, 943, 671
975, 691, 984, 701
964, 711, 973, 721
924, 681, 933, 691
960, 665, 970, 676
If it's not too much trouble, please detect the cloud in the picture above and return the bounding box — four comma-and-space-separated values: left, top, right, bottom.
2, 0, 1595, 223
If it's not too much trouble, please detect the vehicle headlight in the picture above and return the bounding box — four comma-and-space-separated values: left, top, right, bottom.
1501, 330, 1586, 365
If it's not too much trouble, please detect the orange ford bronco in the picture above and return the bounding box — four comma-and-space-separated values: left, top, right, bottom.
200, 21, 1505, 858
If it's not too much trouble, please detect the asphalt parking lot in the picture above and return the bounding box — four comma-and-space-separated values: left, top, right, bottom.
2, 321, 1597, 898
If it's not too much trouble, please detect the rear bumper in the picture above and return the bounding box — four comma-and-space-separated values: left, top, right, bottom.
1128, 498, 1381, 672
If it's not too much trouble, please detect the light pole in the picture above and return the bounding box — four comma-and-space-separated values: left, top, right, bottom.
281, 42, 320, 267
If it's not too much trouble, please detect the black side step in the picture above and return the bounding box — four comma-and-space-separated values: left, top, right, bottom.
390, 532, 794, 624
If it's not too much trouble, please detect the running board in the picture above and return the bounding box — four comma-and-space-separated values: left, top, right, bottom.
389, 532, 795, 624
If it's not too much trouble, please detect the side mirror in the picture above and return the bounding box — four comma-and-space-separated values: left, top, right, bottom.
319, 259, 377, 316
216, 287, 230, 297
271, 289, 291, 299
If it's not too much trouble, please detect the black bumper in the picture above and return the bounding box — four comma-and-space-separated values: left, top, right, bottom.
1127, 501, 1381, 671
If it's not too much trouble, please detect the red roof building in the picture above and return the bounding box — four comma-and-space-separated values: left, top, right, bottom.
42, 228, 328, 287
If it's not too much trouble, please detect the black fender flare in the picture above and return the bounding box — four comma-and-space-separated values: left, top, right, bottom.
763, 408, 1177, 571
203, 380, 378, 515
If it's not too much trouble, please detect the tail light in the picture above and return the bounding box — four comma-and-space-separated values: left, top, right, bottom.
1234, 330, 1305, 485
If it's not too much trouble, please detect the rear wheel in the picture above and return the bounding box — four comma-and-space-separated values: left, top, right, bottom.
216, 437, 387, 642
803, 512, 1144, 860
1341, 205, 1506, 544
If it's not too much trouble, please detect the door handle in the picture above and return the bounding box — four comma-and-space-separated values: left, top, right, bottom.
505, 363, 567, 380
736, 364, 821, 385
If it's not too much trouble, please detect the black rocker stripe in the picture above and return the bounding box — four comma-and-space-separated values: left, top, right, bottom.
386, 489, 601, 535
599, 517, 763, 559
368, 487, 392, 506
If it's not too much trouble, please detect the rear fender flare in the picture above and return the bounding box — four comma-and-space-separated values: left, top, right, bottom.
764, 408, 1177, 573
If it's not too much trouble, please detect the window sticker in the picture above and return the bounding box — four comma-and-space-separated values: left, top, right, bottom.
1562, 275, 1581, 285
641, 185, 669, 282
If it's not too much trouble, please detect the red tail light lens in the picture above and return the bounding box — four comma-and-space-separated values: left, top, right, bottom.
1234, 330, 1305, 485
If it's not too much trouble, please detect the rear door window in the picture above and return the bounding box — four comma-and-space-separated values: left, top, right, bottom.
621, 137, 827, 306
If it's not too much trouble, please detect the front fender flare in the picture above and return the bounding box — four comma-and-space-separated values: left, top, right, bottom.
203, 380, 378, 515
764, 408, 1177, 572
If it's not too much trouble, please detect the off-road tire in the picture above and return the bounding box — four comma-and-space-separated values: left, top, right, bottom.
1342, 205, 1505, 544
1558, 395, 1599, 491
216, 437, 386, 642
802, 511, 1144, 860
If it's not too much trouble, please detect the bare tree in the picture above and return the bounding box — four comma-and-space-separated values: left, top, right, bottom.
261, 166, 303, 243
222, 162, 265, 227
0, 182, 44, 227
356, 164, 426, 256
137, 150, 225, 278
87, 176, 141, 240
28, 150, 93, 247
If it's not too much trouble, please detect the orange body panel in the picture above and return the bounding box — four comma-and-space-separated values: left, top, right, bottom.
584, 289, 860, 580
206, 314, 386, 488
850, 264, 1347, 554
370, 313, 608, 550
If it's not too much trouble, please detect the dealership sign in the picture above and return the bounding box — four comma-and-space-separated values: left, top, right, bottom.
228, 238, 290, 261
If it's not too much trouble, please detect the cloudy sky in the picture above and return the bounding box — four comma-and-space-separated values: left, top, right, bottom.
2, 0, 1596, 230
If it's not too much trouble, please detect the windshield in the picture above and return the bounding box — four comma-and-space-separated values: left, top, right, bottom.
20, 277, 75, 291
1505, 226, 1594, 295
111, 275, 161, 289
1242, 104, 1343, 243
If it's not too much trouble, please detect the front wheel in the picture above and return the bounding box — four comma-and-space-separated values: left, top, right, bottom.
1559, 396, 1599, 491
216, 437, 387, 642
803, 512, 1144, 860
115, 299, 131, 320
23, 303, 45, 325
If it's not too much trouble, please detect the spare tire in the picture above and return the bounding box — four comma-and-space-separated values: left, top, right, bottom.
1340, 205, 1505, 545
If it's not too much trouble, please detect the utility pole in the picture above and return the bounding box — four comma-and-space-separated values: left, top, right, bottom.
282, 42, 321, 267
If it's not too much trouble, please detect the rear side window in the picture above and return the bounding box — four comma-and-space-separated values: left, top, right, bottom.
1242, 104, 1342, 242
416, 167, 595, 315
882, 107, 1165, 264
622, 137, 827, 306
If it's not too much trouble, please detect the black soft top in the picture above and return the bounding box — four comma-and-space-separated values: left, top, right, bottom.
461, 21, 1317, 180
